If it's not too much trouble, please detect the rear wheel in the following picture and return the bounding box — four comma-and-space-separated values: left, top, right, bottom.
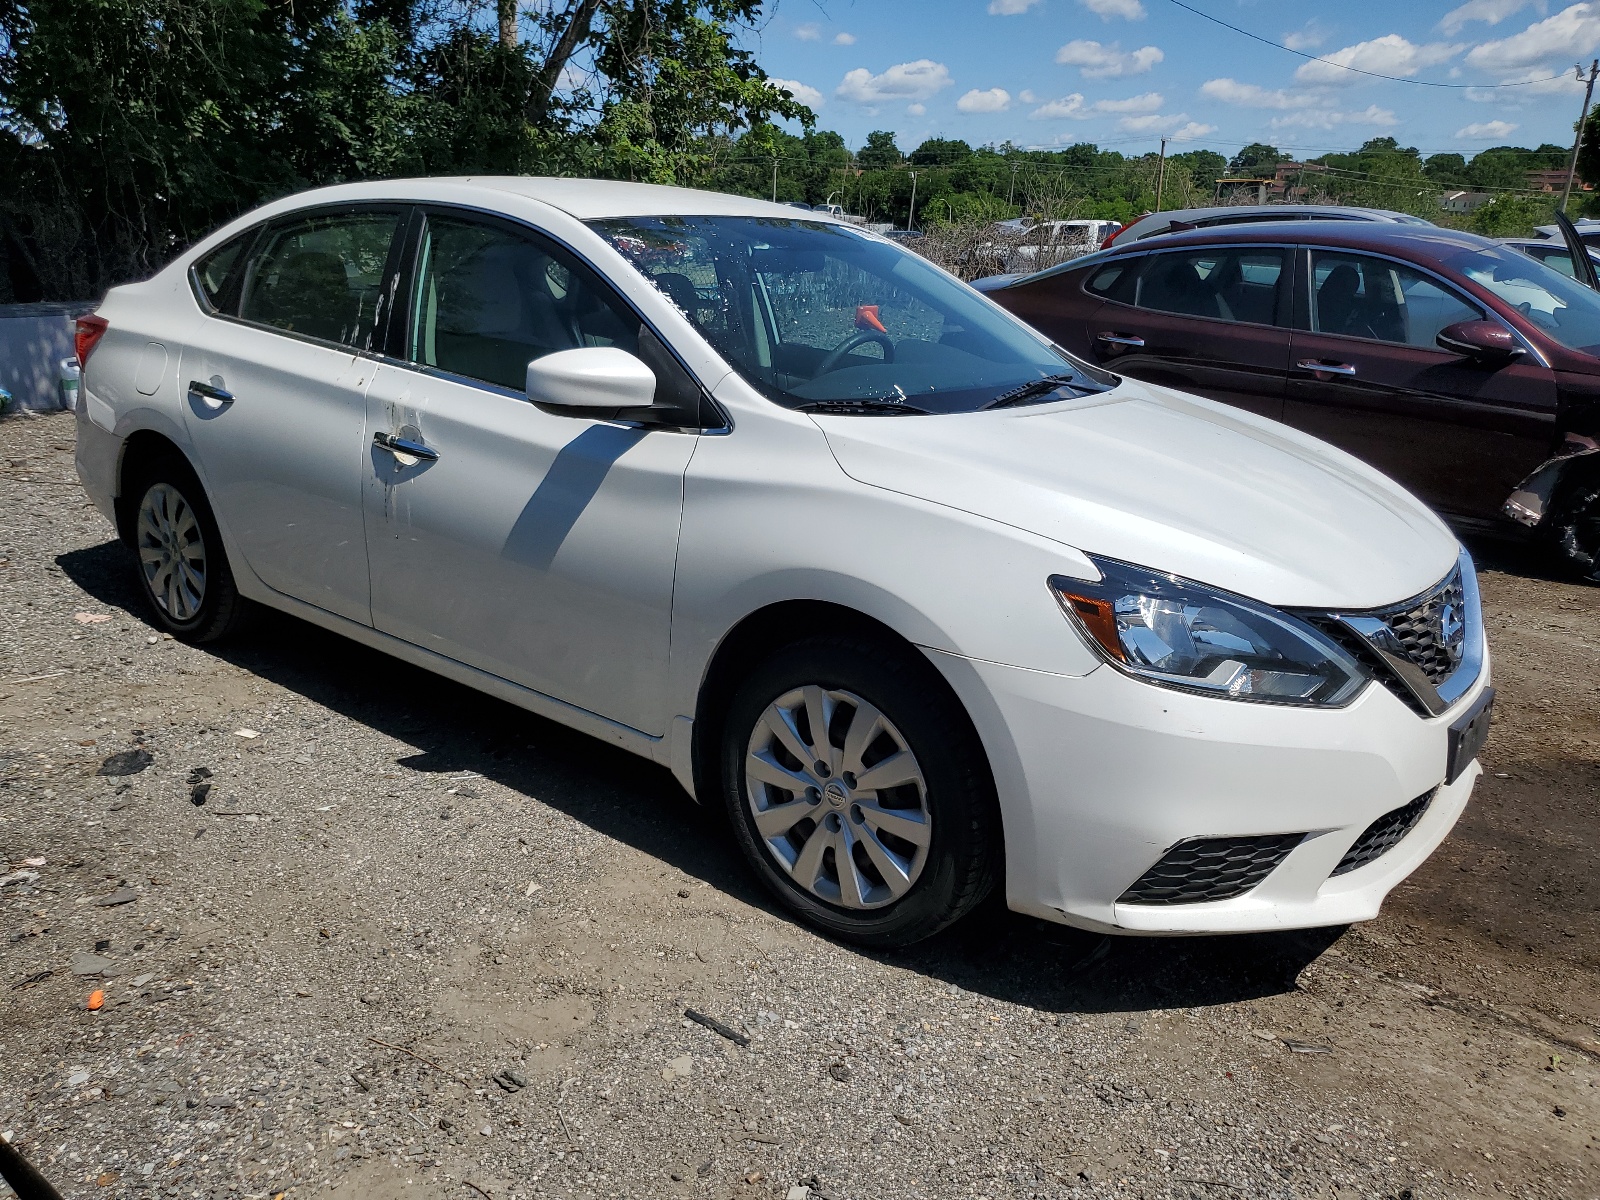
1548, 466, 1600, 583
125, 458, 251, 642
719, 634, 1000, 948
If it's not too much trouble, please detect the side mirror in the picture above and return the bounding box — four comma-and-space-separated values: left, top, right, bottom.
526, 347, 656, 410
1436, 320, 1524, 364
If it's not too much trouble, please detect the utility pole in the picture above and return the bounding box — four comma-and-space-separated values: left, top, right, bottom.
1563, 60, 1599, 215
1154, 137, 1168, 212
1008, 161, 1020, 207
908, 171, 919, 231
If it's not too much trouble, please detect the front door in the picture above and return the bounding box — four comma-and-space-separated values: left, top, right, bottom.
1083, 243, 1293, 421
1284, 248, 1557, 520
179, 205, 406, 624
362, 209, 695, 735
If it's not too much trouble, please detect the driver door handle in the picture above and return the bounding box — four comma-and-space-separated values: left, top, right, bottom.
374, 431, 440, 461
1297, 359, 1358, 377
1096, 332, 1145, 348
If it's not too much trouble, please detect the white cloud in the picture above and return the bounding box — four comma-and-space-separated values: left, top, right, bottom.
1028, 91, 1163, 119
1171, 121, 1217, 140
957, 87, 1012, 113
1107, 111, 1212, 137
794, 22, 821, 40
836, 60, 955, 103
768, 78, 824, 108
1199, 77, 1321, 108
1466, 3, 1600, 72
1019, 89, 1038, 103
1440, 0, 1544, 35
833, 32, 856, 45
907, 103, 927, 116
1079, 0, 1146, 19
1295, 34, 1463, 85
1055, 39, 1164, 78
1282, 19, 1329, 51
1116, 113, 1170, 133
988, 0, 1041, 12
1457, 118, 1522, 137
1268, 105, 1399, 131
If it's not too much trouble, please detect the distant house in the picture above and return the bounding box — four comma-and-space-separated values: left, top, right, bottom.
1525, 168, 1592, 193
1440, 190, 1492, 214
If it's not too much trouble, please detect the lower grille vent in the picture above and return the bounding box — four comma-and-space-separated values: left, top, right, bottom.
1331, 791, 1434, 877
1119, 833, 1305, 906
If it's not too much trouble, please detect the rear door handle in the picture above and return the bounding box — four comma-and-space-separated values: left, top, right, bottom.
373, 431, 440, 462
1297, 359, 1357, 377
187, 379, 234, 407
1096, 332, 1145, 348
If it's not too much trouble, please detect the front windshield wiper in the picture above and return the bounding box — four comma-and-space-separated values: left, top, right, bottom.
981, 373, 1088, 410
796, 396, 933, 416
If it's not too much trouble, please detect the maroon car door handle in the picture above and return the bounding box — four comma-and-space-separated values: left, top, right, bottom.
1096, 332, 1145, 348
1296, 359, 1358, 377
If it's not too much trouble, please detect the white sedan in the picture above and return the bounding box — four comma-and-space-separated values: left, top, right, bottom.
73, 178, 1493, 946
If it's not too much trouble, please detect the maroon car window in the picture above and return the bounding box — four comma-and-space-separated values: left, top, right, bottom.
1308, 252, 1480, 349
1133, 248, 1287, 326
1086, 260, 1140, 304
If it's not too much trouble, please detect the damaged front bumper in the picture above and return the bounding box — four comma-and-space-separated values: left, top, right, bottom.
1503, 433, 1600, 526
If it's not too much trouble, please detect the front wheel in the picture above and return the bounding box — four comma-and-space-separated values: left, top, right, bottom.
125, 458, 251, 642
1548, 467, 1600, 583
719, 635, 1000, 948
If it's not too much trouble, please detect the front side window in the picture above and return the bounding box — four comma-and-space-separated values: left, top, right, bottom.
409, 214, 638, 391
238, 210, 401, 349
1307, 251, 1481, 348
1442, 242, 1600, 355
1135, 247, 1287, 326
590, 216, 1104, 413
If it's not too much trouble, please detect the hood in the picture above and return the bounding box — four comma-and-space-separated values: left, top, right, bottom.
814, 377, 1458, 610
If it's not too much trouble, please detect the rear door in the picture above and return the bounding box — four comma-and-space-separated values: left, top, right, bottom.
1284, 247, 1557, 520
1079, 243, 1293, 420
180, 204, 406, 623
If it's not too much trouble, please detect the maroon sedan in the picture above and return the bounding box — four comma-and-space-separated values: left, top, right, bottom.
975, 221, 1600, 578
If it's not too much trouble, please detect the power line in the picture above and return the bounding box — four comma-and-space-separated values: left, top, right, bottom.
1162, 0, 1572, 89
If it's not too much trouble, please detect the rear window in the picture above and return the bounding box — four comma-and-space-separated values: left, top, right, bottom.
190, 231, 255, 313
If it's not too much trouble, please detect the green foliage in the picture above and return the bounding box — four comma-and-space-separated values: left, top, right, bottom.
856, 130, 903, 170
1469, 192, 1559, 238
909, 138, 972, 168
1227, 143, 1281, 177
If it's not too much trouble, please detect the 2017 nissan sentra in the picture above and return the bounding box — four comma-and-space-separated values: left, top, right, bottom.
74, 179, 1493, 946
975, 220, 1600, 579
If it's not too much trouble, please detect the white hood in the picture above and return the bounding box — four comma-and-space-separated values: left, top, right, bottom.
815, 377, 1459, 610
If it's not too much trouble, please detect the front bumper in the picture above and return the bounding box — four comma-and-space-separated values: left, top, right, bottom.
928, 648, 1488, 935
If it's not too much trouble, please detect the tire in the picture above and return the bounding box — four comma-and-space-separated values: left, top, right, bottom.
1547, 466, 1600, 583
719, 634, 1000, 948
124, 455, 252, 643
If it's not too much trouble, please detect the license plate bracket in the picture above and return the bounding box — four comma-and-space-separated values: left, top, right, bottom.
1446, 687, 1495, 785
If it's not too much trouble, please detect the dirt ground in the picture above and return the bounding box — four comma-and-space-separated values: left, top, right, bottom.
2, 407, 1598, 1200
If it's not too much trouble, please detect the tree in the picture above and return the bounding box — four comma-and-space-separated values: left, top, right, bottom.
1423, 153, 1469, 186
857, 130, 902, 170
1470, 192, 1559, 238
909, 137, 972, 167
1227, 142, 1281, 176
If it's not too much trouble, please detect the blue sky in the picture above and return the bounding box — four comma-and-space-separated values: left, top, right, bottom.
746, 0, 1600, 159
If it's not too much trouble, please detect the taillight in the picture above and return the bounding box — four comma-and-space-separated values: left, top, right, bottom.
75, 315, 109, 368
1100, 224, 1125, 250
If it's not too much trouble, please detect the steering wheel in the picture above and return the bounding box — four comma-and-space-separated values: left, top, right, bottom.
816, 330, 895, 376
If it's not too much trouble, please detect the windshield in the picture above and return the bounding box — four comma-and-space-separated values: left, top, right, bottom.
1445, 243, 1600, 355
589, 216, 1111, 413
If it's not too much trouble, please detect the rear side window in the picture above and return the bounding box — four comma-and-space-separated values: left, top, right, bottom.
1085, 258, 1141, 304
408, 213, 639, 391
1135, 247, 1287, 325
190, 231, 254, 313
239, 210, 403, 350
1308, 251, 1481, 348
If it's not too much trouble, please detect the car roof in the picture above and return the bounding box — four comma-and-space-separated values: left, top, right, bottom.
1132, 203, 1416, 225
1121, 219, 1495, 256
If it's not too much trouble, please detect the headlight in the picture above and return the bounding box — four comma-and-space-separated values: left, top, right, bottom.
1050, 557, 1366, 707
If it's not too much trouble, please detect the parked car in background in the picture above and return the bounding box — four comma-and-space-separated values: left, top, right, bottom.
976, 220, 1600, 579
1534, 217, 1600, 249
1499, 236, 1600, 282
1104, 204, 1433, 250
75, 178, 1490, 946
1001, 219, 1120, 273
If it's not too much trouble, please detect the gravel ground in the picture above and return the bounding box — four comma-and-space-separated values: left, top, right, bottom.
2, 408, 1598, 1200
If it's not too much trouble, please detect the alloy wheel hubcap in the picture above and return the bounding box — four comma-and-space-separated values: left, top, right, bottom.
136, 483, 206, 622
745, 685, 931, 910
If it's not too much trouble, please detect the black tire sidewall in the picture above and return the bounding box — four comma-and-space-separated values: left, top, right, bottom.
1549, 467, 1600, 582
125, 458, 239, 641
719, 635, 998, 948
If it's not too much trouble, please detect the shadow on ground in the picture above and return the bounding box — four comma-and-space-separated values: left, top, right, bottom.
59, 537, 1345, 1017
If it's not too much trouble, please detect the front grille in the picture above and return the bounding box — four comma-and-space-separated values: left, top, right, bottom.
1119, 833, 1305, 906
1331, 791, 1434, 877
1300, 564, 1468, 715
